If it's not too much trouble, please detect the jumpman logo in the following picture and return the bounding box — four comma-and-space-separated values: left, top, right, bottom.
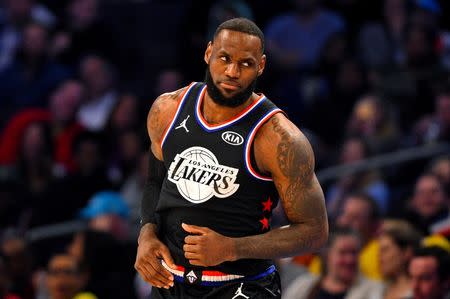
175, 115, 190, 132
232, 283, 249, 299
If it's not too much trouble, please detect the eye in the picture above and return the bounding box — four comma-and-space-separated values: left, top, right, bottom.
241, 62, 250, 67
220, 56, 228, 62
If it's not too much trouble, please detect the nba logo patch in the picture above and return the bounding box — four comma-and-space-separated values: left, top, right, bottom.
167, 146, 240, 203
184, 269, 201, 284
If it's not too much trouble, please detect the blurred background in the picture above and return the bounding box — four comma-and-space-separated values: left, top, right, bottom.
0, 0, 449, 298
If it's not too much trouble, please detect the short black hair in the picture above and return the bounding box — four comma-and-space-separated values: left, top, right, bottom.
213, 17, 265, 53
346, 192, 381, 221
412, 246, 450, 281
327, 226, 360, 248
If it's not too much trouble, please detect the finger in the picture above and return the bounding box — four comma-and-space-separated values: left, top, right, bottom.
136, 263, 169, 288
148, 259, 174, 286
184, 251, 201, 260
159, 247, 177, 270
182, 223, 208, 234
184, 235, 201, 245
183, 244, 198, 253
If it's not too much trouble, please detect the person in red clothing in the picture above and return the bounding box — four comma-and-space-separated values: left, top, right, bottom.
0, 79, 85, 173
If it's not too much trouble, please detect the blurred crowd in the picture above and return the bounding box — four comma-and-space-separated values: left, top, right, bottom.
0, 0, 449, 298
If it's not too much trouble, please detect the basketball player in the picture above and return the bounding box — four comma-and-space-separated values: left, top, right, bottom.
135, 18, 328, 298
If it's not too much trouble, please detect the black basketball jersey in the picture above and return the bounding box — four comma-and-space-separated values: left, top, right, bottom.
157, 82, 283, 275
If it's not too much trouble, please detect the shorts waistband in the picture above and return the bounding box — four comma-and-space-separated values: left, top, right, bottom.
161, 260, 276, 287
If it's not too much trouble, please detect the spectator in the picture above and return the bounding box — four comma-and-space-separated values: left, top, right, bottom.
53, 131, 113, 222
0, 234, 33, 299
402, 173, 449, 235
326, 137, 390, 214
305, 59, 368, 147
0, 79, 85, 174
104, 93, 143, 185
67, 230, 137, 299
358, 0, 409, 69
346, 94, 400, 154
0, 22, 71, 128
78, 191, 131, 241
298, 193, 383, 281
76, 55, 118, 131
265, 0, 345, 71
335, 193, 383, 281
13, 122, 59, 228
45, 253, 97, 299
0, 0, 55, 71
378, 220, 422, 299
428, 155, 450, 187
407, 246, 450, 299
413, 85, 450, 144
376, 23, 440, 130
49, 0, 117, 70
283, 227, 383, 299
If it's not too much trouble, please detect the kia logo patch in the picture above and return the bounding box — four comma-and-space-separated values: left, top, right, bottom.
221, 131, 244, 146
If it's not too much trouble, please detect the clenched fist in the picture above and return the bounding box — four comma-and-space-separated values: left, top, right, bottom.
182, 223, 236, 267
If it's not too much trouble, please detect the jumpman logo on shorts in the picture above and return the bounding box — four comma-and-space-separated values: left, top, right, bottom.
232, 283, 249, 299
175, 115, 190, 132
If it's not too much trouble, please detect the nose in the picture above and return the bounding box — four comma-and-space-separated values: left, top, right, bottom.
225, 63, 240, 79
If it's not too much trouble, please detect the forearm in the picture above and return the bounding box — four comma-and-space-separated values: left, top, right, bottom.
231, 220, 327, 260
140, 149, 166, 225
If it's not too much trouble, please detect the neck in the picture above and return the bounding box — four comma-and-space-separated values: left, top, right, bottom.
202, 91, 256, 124
322, 274, 353, 293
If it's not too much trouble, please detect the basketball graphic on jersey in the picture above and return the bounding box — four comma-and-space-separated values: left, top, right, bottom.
167, 146, 240, 203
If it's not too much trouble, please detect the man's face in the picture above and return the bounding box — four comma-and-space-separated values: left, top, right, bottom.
23, 24, 47, 57
204, 29, 265, 107
410, 256, 444, 299
412, 175, 445, 218
337, 197, 372, 238
50, 81, 84, 123
80, 57, 110, 96
327, 235, 360, 284
46, 255, 85, 299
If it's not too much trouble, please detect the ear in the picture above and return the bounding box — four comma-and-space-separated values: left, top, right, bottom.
257, 54, 266, 77
204, 42, 212, 65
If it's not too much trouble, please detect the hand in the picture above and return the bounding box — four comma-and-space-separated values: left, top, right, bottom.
182, 223, 235, 267
134, 224, 176, 289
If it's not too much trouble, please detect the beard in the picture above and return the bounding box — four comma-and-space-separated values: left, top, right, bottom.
204, 66, 257, 108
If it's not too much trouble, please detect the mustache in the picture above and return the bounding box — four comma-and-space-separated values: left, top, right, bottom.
204, 66, 257, 108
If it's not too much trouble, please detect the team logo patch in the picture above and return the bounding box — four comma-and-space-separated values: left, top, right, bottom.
221, 131, 244, 146
186, 270, 197, 284
167, 146, 240, 203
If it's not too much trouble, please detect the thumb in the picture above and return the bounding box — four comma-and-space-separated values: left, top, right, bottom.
160, 246, 176, 269
182, 223, 207, 235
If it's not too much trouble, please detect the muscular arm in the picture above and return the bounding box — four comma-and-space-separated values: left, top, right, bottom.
182, 114, 328, 266
232, 114, 328, 259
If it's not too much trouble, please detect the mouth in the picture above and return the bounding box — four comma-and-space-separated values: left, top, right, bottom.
219, 81, 240, 91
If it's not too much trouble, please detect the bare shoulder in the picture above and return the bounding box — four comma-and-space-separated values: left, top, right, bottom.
147, 87, 187, 156
254, 112, 315, 178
